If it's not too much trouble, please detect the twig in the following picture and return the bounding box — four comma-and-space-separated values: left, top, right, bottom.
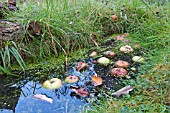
142, 0, 156, 16
90, 33, 98, 47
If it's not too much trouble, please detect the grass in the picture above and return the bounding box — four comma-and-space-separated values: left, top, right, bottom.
0, 0, 170, 112
83, 1, 170, 113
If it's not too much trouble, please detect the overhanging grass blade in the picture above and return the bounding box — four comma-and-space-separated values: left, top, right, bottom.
10, 47, 26, 71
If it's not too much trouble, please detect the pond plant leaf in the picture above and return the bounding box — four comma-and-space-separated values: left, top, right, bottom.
112, 86, 134, 97
42, 78, 62, 90
70, 86, 89, 97
76, 62, 89, 71
34, 94, 53, 103
65, 75, 79, 84
91, 75, 102, 86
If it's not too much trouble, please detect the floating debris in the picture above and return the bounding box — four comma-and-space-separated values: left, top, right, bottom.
70, 86, 89, 97
34, 94, 53, 103
112, 86, 134, 97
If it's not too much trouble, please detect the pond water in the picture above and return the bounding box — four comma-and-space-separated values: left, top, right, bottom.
0, 39, 146, 113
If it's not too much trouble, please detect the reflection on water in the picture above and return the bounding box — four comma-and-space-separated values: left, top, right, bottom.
0, 79, 88, 113
15, 81, 87, 113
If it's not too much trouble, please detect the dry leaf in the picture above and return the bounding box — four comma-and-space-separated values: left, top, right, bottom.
112, 86, 134, 97
115, 35, 124, 40
34, 94, 53, 103
91, 75, 102, 86
27, 21, 42, 36
76, 62, 89, 71
70, 86, 89, 97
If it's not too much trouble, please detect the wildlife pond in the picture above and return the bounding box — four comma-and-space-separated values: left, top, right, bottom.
0, 38, 146, 113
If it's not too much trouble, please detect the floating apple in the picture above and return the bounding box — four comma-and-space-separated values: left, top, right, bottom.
111, 15, 118, 22
111, 68, 128, 77
103, 51, 116, 57
130, 67, 136, 71
120, 45, 134, 53
76, 62, 89, 71
132, 56, 145, 63
97, 57, 110, 66
65, 75, 79, 84
42, 78, 62, 90
89, 51, 97, 57
115, 60, 130, 68
134, 44, 141, 49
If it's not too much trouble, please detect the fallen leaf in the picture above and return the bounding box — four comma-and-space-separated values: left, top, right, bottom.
76, 62, 89, 71
112, 86, 134, 97
115, 35, 124, 40
70, 86, 89, 97
34, 94, 53, 103
91, 75, 102, 86
27, 21, 42, 36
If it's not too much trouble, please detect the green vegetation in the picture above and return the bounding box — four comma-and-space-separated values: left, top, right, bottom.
0, 0, 169, 112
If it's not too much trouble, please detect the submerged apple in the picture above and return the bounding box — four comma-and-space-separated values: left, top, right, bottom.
97, 57, 110, 66
42, 78, 62, 90
132, 56, 145, 63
